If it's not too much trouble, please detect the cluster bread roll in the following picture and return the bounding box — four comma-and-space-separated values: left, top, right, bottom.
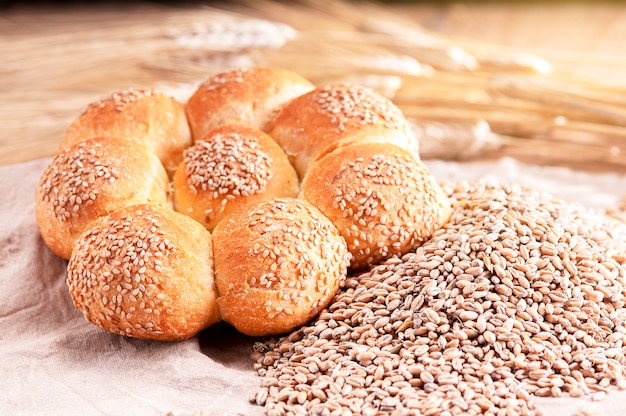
173, 124, 298, 231
36, 65, 452, 341
299, 142, 452, 270
268, 82, 420, 178
185, 66, 315, 140
212, 197, 351, 337
61, 88, 192, 173
67, 203, 220, 341
36, 136, 170, 260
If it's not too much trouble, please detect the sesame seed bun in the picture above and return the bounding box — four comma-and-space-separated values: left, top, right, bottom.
67, 203, 219, 341
212, 197, 351, 337
299, 143, 451, 270
61, 88, 192, 173
267, 83, 419, 179
36, 137, 170, 260
173, 125, 299, 231
37, 66, 456, 342
184, 66, 315, 141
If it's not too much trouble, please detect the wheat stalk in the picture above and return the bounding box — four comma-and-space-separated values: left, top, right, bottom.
2, 0, 626, 171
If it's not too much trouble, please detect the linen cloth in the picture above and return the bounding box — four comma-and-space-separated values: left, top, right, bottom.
2, 156, 626, 416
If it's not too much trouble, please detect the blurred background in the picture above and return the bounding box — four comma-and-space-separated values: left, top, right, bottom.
2, 0, 626, 171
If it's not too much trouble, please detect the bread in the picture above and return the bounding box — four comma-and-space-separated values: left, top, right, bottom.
212, 197, 351, 337
185, 66, 315, 141
267, 82, 419, 178
36, 65, 454, 341
298, 142, 451, 270
66, 203, 220, 341
61, 88, 192, 173
36, 136, 170, 260
173, 124, 298, 231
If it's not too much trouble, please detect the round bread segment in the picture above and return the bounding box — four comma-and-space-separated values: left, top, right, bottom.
61, 88, 192, 173
268, 83, 419, 178
67, 203, 220, 341
35, 136, 170, 260
173, 124, 298, 231
185, 66, 315, 140
212, 197, 351, 337
299, 143, 452, 270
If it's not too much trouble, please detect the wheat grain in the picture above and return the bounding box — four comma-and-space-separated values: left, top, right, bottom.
253, 179, 626, 415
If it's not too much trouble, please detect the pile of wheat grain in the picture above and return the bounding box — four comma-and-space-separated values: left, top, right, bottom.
252, 179, 626, 416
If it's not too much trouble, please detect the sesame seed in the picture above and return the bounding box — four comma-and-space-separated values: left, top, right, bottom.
67, 207, 176, 337
38, 140, 119, 222
200, 68, 249, 92
80, 88, 154, 117
181, 129, 273, 217
216, 198, 351, 335
301, 144, 450, 269
314, 83, 404, 131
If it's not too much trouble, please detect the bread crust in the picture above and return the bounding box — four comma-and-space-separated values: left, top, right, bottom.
61, 88, 192, 173
185, 66, 314, 140
299, 143, 451, 270
212, 197, 351, 336
268, 83, 419, 178
36, 136, 170, 260
36, 66, 455, 340
67, 203, 219, 341
173, 125, 298, 231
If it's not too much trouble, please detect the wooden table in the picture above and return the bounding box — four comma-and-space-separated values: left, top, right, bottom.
2, 0, 626, 169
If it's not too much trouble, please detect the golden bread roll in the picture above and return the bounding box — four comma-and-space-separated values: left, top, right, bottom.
37, 65, 456, 342
185, 66, 315, 140
268, 83, 419, 178
299, 143, 451, 270
36, 137, 170, 260
61, 88, 192, 173
67, 203, 220, 341
212, 197, 351, 337
173, 124, 299, 231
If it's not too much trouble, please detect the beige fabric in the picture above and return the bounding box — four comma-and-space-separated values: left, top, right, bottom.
3, 157, 626, 415
0, 158, 260, 416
